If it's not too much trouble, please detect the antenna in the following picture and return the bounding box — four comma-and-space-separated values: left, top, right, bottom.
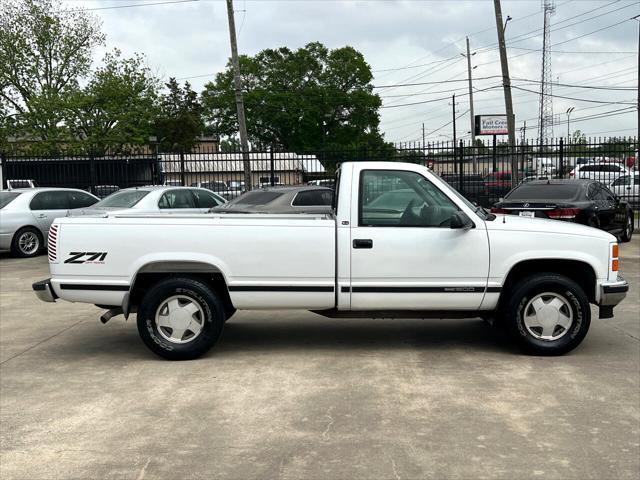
538, 0, 556, 145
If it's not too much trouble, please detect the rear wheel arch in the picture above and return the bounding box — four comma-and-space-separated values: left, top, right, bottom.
129, 261, 235, 318
499, 259, 597, 307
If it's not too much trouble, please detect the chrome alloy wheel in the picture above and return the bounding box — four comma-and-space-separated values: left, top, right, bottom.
155, 295, 205, 344
523, 292, 574, 341
18, 231, 39, 255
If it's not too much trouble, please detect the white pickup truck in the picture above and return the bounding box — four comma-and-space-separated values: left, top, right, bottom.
33, 162, 628, 360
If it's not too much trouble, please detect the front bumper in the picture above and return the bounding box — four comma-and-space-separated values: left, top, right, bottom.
32, 278, 57, 303
598, 277, 629, 319
599, 277, 629, 306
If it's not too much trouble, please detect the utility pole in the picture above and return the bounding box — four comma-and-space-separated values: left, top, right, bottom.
451, 93, 459, 174
636, 15, 639, 145
422, 122, 426, 148
226, 0, 252, 190
493, 0, 518, 185
462, 37, 478, 173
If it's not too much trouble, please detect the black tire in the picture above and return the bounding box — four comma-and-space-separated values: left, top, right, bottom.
10, 227, 42, 258
136, 277, 226, 360
620, 213, 634, 242
502, 273, 591, 356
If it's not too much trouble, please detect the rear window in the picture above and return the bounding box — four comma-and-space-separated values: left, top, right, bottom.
506, 183, 581, 200
0, 192, 21, 209
96, 190, 149, 208
292, 189, 334, 206
233, 191, 284, 205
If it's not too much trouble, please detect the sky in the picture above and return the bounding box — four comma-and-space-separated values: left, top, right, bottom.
60, 0, 639, 144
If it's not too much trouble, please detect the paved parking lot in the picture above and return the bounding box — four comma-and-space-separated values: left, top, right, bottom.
1, 240, 639, 480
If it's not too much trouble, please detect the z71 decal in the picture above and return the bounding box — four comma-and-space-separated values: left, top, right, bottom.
64, 252, 108, 264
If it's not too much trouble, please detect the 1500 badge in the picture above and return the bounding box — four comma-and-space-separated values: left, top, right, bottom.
64, 252, 108, 264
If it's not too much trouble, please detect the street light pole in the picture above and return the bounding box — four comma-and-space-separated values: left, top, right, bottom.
566, 106, 575, 142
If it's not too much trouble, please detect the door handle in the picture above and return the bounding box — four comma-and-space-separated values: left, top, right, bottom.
353, 239, 373, 249
37, 214, 47, 219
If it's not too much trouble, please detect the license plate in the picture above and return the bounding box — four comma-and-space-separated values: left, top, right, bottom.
519, 211, 535, 218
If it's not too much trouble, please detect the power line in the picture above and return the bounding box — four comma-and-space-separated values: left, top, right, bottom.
60, 0, 199, 13
512, 86, 636, 105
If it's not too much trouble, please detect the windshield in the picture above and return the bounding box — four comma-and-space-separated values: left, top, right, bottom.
0, 192, 21, 209
506, 183, 581, 200
94, 190, 150, 208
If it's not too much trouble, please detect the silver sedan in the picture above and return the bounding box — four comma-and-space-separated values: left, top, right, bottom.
68, 186, 227, 216
0, 188, 99, 257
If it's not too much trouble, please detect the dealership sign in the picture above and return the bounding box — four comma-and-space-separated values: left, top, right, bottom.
475, 115, 509, 136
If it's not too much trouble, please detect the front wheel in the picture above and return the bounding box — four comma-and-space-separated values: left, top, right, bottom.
502, 273, 591, 356
136, 277, 226, 360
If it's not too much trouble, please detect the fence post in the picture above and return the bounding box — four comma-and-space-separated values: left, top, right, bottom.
270, 145, 275, 186
559, 138, 564, 179
458, 140, 464, 193
0, 151, 6, 190
492, 135, 497, 172
180, 151, 186, 186
89, 150, 96, 194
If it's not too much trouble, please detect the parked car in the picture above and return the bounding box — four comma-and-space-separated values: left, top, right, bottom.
484, 171, 512, 196
69, 186, 226, 217
220, 180, 246, 200
307, 179, 336, 188
491, 179, 634, 242
34, 162, 628, 360
6, 179, 37, 190
190, 181, 228, 196
214, 185, 334, 214
609, 172, 639, 208
0, 188, 99, 257
569, 163, 631, 183
94, 185, 120, 198
439, 173, 486, 204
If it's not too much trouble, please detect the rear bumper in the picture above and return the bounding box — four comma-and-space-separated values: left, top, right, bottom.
32, 278, 57, 303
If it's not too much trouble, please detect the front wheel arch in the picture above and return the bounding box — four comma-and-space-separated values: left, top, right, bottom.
498, 258, 597, 308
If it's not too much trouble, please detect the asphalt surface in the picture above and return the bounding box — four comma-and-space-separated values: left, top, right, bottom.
0, 240, 638, 480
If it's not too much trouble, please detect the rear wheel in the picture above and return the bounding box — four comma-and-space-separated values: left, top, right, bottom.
136, 277, 226, 360
10, 227, 42, 258
502, 273, 591, 355
620, 213, 633, 242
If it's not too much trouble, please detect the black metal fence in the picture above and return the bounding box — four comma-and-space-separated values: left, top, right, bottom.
1, 137, 637, 208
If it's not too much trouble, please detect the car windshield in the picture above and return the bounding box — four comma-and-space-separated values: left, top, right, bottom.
0, 192, 21, 209
506, 183, 581, 200
94, 190, 150, 208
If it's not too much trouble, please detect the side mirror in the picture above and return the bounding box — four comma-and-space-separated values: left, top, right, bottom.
450, 211, 474, 230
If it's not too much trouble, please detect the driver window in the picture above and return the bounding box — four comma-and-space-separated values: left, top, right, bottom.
359, 170, 458, 227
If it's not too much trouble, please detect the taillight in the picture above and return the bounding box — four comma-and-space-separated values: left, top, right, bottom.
612, 244, 619, 271
547, 208, 581, 219
490, 208, 508, 214
569, 171, 575, 177
48, 224, 59, 263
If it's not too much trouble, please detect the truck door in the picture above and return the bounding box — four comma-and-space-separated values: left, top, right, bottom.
348, 167, 490, 311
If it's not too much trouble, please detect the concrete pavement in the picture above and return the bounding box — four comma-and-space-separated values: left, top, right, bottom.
0, 239, 638, 479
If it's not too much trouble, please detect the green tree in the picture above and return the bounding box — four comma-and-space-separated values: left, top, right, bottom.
65, 50, 158, 154
154, 78, 204, 153
201, 42, 384, 153
0, 0, 105, 146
